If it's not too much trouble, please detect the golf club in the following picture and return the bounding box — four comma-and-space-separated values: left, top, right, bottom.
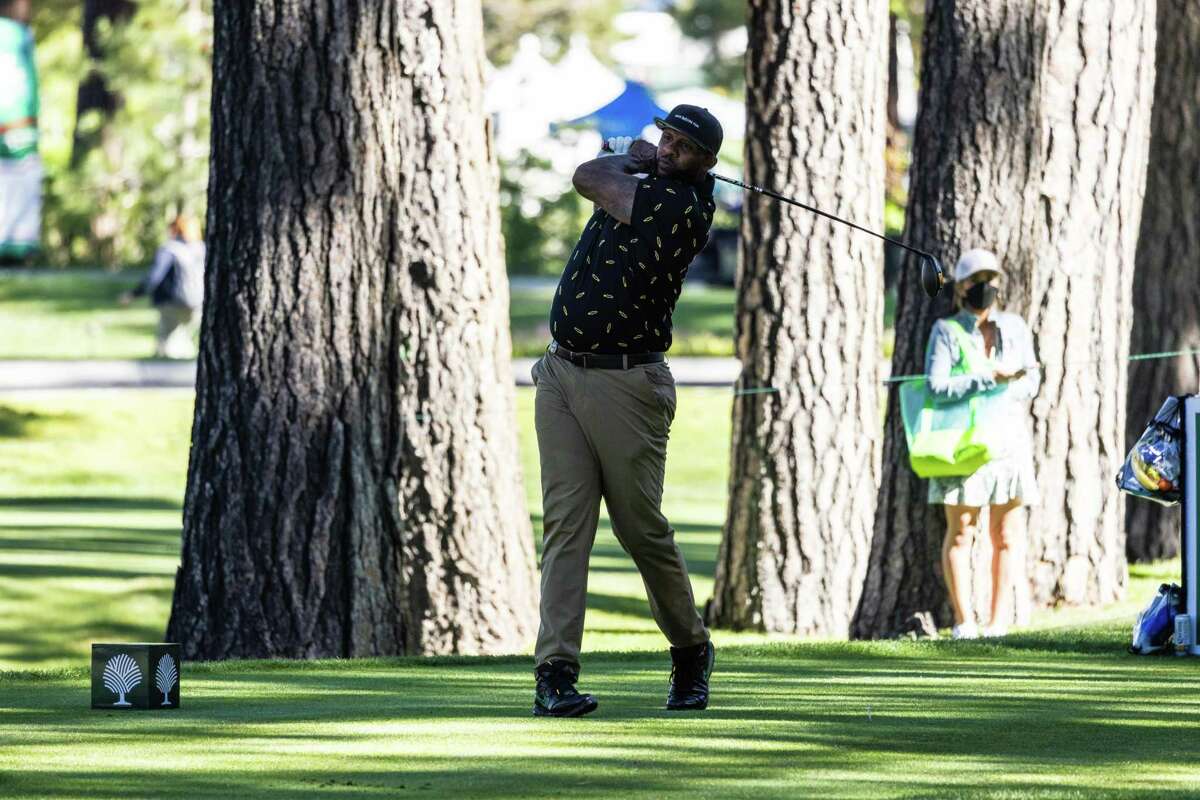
599, 139, 947, 297
710, 173, 946, 298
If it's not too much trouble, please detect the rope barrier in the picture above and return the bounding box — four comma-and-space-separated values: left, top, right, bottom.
732, 347, 1200, 397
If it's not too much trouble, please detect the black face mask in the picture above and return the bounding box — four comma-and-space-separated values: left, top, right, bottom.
964, 282, 998, 311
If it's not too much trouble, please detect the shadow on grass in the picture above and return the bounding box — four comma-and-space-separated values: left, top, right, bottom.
0, 271, 130, 313
584, 523, 719, 582
0, 495, 182, 512
0, 526, 181, 557
0, 406, 80, 438
0, 498, 180, 666
0, 766, 1177, 800
971, 628, 1136, 657
0, 618, 165, 665
587, 592, 653, 619
0, 561, 172, 581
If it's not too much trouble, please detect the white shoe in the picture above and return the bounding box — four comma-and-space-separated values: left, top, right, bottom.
981, 624, 1009, 638
951, 622, 979, 640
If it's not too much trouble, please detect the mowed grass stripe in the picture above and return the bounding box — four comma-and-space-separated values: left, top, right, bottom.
2, 642, 1198, 798
1, 389, 1197, 797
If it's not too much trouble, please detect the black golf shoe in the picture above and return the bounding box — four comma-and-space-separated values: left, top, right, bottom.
533, 661, 599, 718
666, 640, 715, 711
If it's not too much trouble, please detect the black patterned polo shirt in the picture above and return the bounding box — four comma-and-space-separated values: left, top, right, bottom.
548, 173, 716, 354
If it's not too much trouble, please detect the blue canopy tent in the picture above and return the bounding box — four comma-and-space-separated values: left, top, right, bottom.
559, 80, 668, 141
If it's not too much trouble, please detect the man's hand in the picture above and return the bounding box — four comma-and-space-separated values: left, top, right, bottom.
600, 138, 657, 175
627, 139, 657, 173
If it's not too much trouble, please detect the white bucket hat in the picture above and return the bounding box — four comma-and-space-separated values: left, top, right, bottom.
953, 249, 1004, 283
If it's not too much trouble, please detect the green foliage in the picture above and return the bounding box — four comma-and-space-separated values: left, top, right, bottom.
499, 150, 592, 276
482, 0, 627, 66
30, 0, 628, 268
28, 0, 78, 42
32, 0, 211, 267
670, 0, 746, 94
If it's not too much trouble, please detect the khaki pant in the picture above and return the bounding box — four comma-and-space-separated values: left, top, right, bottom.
532, 350, 708, 668
155, 303, 197, 359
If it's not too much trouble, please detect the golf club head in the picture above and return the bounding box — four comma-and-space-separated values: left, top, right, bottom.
920, 255, 946, 298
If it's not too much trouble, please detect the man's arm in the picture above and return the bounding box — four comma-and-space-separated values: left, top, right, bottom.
572, 155, 640, 224
572, 141, 656, 224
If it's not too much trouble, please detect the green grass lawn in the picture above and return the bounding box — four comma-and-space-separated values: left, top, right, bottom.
0, 269, 165, 359
0, 270, 738, 360
0, 389, 1197, 797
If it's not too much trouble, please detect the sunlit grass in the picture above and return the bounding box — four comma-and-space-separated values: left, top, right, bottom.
0, 388, 1179, 669
0, 269, 166, 359
0, 389, 1196, 797
2, 640, 1199, 797
0, 270, 739, 360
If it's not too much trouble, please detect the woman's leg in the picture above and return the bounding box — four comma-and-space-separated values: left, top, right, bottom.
942, 504, 980, 626
987, 499, 1024, 631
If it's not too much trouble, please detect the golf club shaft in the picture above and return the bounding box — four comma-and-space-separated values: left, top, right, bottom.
710, 173, 935, 263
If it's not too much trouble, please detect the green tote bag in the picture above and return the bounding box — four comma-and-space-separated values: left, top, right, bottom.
900, 320, 1002, 479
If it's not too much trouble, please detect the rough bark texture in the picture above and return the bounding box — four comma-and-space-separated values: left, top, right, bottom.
707, 0, 886, 637
854, 1, 1048, 638
166, 0, 537, 659
1025, 0, 1155, 606
1124, 0, 1200, 562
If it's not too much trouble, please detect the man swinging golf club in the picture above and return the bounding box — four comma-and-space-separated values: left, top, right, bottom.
529, 105, 721, 717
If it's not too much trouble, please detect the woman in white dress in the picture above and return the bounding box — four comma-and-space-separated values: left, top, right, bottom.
925, 249, 1040, 639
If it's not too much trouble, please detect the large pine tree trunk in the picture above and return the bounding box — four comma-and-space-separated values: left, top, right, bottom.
1124, 0, 1200, 563
166, 0, 537, 660
707, 0, 886, 637
1024, 1, 1156, 606
854, 0, 1048, 638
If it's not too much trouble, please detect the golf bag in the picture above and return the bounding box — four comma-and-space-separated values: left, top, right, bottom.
1117, 396, 1183, 507
1130, 583, 1182, 655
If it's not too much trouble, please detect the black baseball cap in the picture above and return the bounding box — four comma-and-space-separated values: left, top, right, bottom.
654, 104, 723, 156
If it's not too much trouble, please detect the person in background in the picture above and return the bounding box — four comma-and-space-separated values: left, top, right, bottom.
0, 0, 42, 265
120, 215, 205, 359
926, 249, 1041, 640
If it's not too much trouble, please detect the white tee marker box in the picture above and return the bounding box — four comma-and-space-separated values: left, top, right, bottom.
91, 643, 182, 710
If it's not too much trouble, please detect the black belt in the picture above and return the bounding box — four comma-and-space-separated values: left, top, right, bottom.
548, 341, 665, 370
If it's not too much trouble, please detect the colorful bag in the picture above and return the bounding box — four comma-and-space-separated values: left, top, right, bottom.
1116, 396, 1183, 507
1130, 583, 1181, 655
900, 320, 1003, 478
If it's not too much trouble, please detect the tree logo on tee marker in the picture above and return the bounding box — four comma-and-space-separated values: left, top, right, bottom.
155, 655, 178, 706
103, 653, 142, 707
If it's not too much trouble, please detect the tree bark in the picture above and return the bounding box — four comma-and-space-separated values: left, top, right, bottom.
1024, 0, 1156, 606
857, 0, 1154, 636
166, 0, 537, 659
1124, 0, 1200, 562
854, 0, 1048, 638
707, 0, 886, 637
